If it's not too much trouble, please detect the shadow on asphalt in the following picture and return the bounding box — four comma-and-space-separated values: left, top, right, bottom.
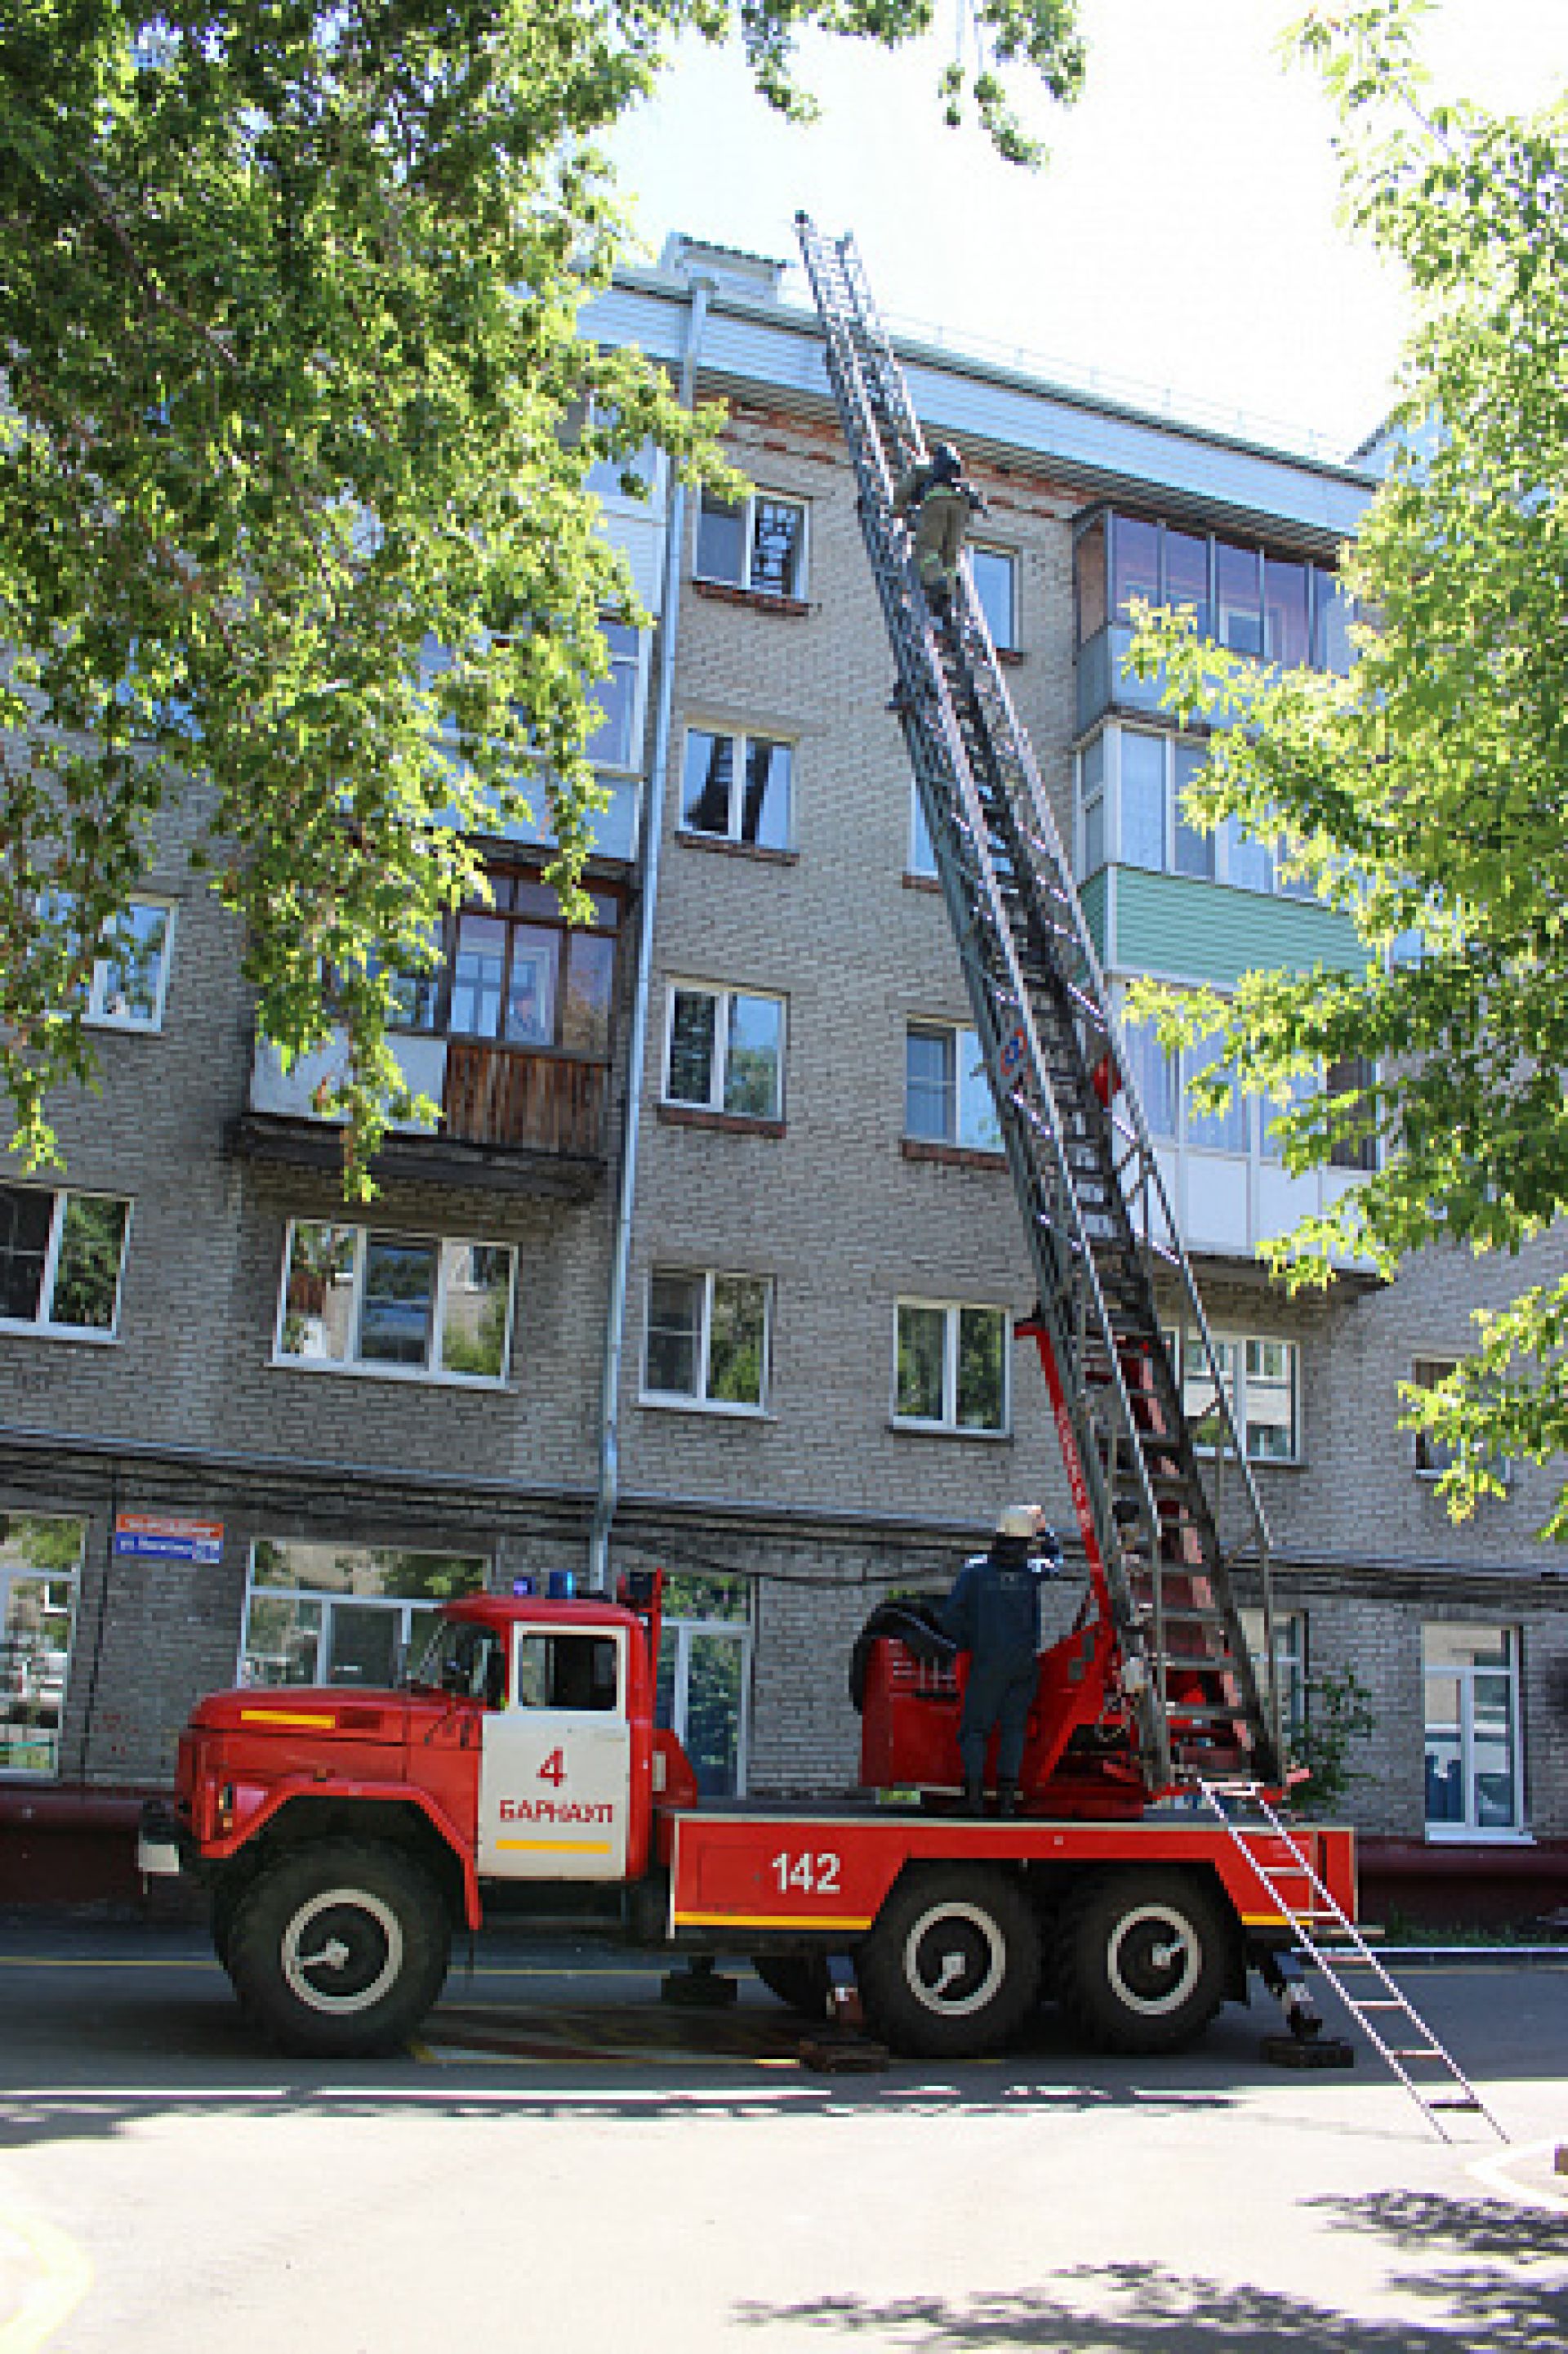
732, 2196, 1568, 2350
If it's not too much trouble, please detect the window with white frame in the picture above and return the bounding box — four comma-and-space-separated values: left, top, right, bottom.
644, 1268, 770, 1412
1076, 725, 1279, 894
276, 1222, 514, 1384
695, 488, 808, 600
1167, 1327, 1299, 1462
1411, 1356, 1460, 1477
1423, 1623, 1524, 1836
895, 1300, 1009, 1433
665, 984, 785, 1121
1124, 1013, 1341, 1169
582, 620, 647, 771
240, 1540, 488, 1690
905, 1023, 1001, 1152
970, 545, 1018, 650
0, 1514, 84, 1779
656, 1571, 753, 1798
1239, 1605, 1307, 1747
86, 899, 175, 1029
0, 1186, 130, 1339
679, 728, 793, 850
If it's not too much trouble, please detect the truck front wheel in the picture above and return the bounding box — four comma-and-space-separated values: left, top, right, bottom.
1054, 1867, 1232, 2054
856, 1867, 1040, 2058
227, 1839, 451, 2058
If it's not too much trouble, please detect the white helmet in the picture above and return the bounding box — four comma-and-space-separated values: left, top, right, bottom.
996, 1503, 1045, 1540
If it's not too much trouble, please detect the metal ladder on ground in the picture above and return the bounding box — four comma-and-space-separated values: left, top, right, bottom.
794, 212, 1282, 1794
1200, 1778, 1507, 2142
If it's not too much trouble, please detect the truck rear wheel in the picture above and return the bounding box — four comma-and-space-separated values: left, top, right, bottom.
1054, 1867, 1232, 2054
856, 1867, 1040, 2058
227, 1839, 450, 2058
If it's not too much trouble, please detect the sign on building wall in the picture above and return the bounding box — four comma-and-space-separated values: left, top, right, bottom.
112, 1514, 225, 1566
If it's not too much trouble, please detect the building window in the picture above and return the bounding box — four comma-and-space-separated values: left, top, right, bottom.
0, 1187, 130, 1339
1075, 510, 1354, 678
679, 729, 793, 850
86, 898, 175, 1030
439, 872, 619, 1059
656, 1572, 753, 1798
1239, 1606, 1307, 1747
582, 620, 646, 772
665, 985, 785, 1121
240, 1540, 488, 1689
909, 782, 938, 877
1327, 1055, 1379, 1172
894, 1300, 1009, 1433
1170, 1328, 1299, 1463
695, 488, 808, 600
644, 1269, 770, 1412
1411, 1356, 1459, 1476
1076, 727, 1291, 896
276, 1222, 514, 1384
0, 1514, 84, 1779
1423, 1624, 1523, 1837
905, 1023, 1001, 1152
970, 546, 1018, 650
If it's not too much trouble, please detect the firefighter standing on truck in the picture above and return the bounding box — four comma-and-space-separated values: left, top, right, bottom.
941, 1504, 1063, 1817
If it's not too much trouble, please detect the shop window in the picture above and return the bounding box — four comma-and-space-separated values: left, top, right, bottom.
894, 1299, 1008, 1433
241, 1541, 488, 1688
276, 1222, 514, 1384
1423, 1624, 1523, 1836
657, 1573, 753, 1799
0, 1187, 130, 1339
644, 1269, 770, 1413
0, 1515, 84, 1779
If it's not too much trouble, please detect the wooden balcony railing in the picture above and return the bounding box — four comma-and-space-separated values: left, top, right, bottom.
443, 1039, 608, 1159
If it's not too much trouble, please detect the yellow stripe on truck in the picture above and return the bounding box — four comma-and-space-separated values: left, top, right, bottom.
495, 1839, 613, 1856
675, 1911, 875, 1932
238, 1710, 336, 1730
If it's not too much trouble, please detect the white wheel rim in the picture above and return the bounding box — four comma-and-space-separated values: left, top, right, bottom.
902, 1901, 1007, 2019
281, 1888, 405, 2016
1106, 1903, 1200, 2017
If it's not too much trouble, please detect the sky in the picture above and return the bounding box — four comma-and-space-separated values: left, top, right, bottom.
606, 0, 1568, 462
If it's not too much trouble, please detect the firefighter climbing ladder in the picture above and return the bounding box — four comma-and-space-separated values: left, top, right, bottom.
1200, 1779, 1508, 2141
795, 212, 1281, 1794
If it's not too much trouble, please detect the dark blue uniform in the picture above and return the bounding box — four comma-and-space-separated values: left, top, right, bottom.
940, 1533, 1062, 1787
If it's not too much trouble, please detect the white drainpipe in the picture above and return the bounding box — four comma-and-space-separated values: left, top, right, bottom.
588, 271, 713, 1592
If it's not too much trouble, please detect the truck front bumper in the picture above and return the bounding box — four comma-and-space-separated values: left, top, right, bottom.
136, 1799, 190, 1880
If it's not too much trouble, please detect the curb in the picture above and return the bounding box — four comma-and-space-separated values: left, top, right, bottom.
1312, 1945, 1568, 1969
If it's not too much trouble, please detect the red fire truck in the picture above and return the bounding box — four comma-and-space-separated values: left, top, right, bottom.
138, 1563, 1352, 2062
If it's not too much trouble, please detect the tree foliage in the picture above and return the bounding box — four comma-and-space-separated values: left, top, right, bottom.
1, 0, 1083, 1193
1128, 1, 1568, 1531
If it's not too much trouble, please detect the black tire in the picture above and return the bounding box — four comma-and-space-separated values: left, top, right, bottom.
750, 1953, 834, 2020
1054, 1867, 1232, 2055
210, 1874, 246, 1977
226, 1839, 451, 2058
855, 1867, 1040, 2058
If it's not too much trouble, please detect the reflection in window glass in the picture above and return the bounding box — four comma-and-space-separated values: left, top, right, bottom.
1173, 742, 1214, 880
971, 546, 1016, 648
910, 782, 937, 876
0, 1188, 54, 1322
0, 1516, 83, 1777
708, 1276, 767, 1405
1075, 516, 1107, 644
451, 913, 507, 1037
1120, 732, 1166, 871
359, 1237, 436, 1368
582, 622, 642, 769
646, 1273, 702, 1397
695, 493, 746, 585
724, 995, 782, 1118
1112, 515, 1160, 620
51, 1197, 128, 1331
742, 739, 791, 849
896, 1300, 1006, 1432
1215, 541, 1263, 656
1264, 559, 1311, 668
1165, 531, 1209, 637
896, 1302, 947, 1423
502, 925, 559, 1047
437, 1243, 510, 1380
751, 498, 806, 599
241, 1541, 486, 1690
1423, 1623, 1520, 1833
1125, 1022, 1176, 1141
681, 731, 734, 836
1227, 817, 1274, 894
563, 933, 615, 1057
1185, 1034, 1248, 1154
92, 902, 171, 1027
278, 1224, 510, 1384
957, 1305, 1006, 1430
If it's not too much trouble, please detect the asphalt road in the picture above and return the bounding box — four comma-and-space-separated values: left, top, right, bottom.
0, 1915, 1563, 2352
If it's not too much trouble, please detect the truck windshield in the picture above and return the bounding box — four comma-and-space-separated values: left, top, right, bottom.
408, 1619, 505, 1708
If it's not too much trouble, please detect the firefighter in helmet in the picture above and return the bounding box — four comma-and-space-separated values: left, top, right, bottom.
893, 440, 987, 620
939, 1503, 1063, 1816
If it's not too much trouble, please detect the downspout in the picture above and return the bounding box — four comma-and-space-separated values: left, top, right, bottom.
589, 271, 713, 1592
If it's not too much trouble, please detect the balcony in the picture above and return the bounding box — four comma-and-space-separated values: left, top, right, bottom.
234, 1030, 609, 1199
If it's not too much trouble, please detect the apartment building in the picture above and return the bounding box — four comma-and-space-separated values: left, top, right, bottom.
3, 232, 1564, 1920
